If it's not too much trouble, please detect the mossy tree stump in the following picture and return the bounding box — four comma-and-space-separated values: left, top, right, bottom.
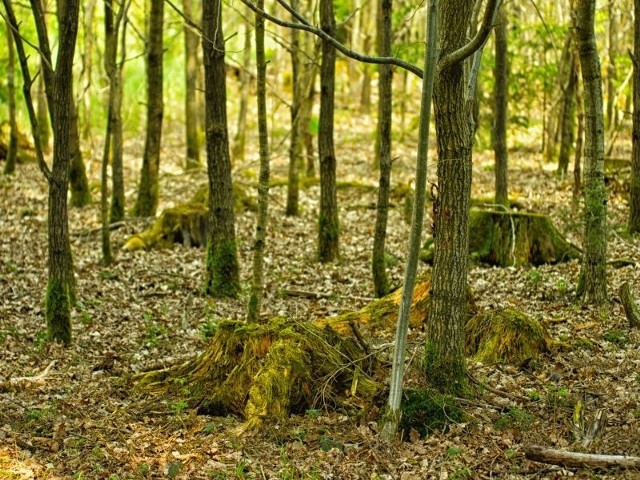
124, 184, 256, 251
422, 209, 581, 266
134, 277, 476, 430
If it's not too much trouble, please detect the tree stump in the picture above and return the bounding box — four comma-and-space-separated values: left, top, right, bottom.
124, 184, 256, 251
422, 209, 581, 266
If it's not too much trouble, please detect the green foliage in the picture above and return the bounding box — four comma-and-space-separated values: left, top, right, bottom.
167, 461, 183, 478
494, 407, 535, 430
399, 388, 465, 439
319, 435, 342, 452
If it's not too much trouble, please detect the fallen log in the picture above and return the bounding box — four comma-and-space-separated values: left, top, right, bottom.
524, 445, 640, 469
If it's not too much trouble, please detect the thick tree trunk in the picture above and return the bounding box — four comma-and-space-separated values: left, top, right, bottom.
4, 19, 18, 175
425, 0, 475, 396
371, 0, 393, 297
184, 0, 200, 170
247, 0, 270, 323
318, 0, 339, 262
575, 0, 608, 304
202, 0, 240, 297
492, 4, 508, 206
629, 0, 640, 234
134, 0, 164, 217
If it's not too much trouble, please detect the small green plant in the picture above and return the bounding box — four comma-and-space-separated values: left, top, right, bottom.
137, 463, 151, 476
451, 468, 473, 480
526, 268, 542, 289
544, 385, 569, 408
167, 461, 183, 478
447, 446, 462, 457
200, 319, 218, 340
556, 278, 568, 296
75, 300, 92, 325
604, 329, 627, 346
494, 407, 535, 430
528, 390, 541, 401
234, 459, 249, 478
319, 435, 342, 452
170, 400, 189, 416
305, 408, 321, 419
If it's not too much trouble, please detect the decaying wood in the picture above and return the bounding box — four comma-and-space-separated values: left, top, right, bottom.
582, 409, 607, 448
524, 445, 640, 469
619, 282, 640, 328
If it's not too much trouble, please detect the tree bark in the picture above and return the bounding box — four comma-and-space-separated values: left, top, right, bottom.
80, 0, 96, 140
575, 0, 608, 304
558, 50, 578, 177
134, 0, 164, 217
247, 0, 270, 323
286, 0, 302, 216
232, 19, 252, 163
110, 12, 127, 223
184, 0, 201, 170
371, 0, 393, 297
318, 0, 339, 262
492, 4, 508, 206
524, 446, 640, 469
424, 0, 475, 396
4, 18, 18, 175
629, 0, 640, 234
202, 0, 241, 297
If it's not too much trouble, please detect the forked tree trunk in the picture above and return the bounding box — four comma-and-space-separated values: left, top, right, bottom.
4, 19, 18, 175
492, 4, 508, 206
184, 0, 201, 169
134, 0, 164, 217
424, 0, 476, 396
202, 0, 241, 297
371, 0, 393, 297
246, 0, 270, 323
575, 0, 608, 304
318, 0, 339, 262
629, 0, 640, 234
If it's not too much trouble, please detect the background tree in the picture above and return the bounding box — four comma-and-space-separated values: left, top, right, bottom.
202, 0, 241, 297
184, 0, 200, 170
80, 0, 96, 141
247, 0, 270, 323
371, 0, 393, 297
232, 19, 251, 163
630, 0, 640, 234
286, 0, 302, 217
318, 0, 339, 262
493, 3, 508, 206
134, 0, 164, 217
4, 17, 18, 175
575, 0, 608, 304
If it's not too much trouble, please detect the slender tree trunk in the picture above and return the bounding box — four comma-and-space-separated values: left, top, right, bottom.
371, 0, 393, 297
558, 51, 578, 177
81, 0, 96, 140
493, 4, 508, 206
301, 40, 317, 178
202, 0, 241, 297
318, 0, 339, 262
184, 0, 201, 169
134, 0, 164, 217
606, 0, 618, 132
4, 19, 18, 175
286, 0, 303, 216
630, 0, 640, 234
424, 0, 476, 396
247, 0, 270, 323
575, 0, 608, 304
573, 52, 584, 206
232, 20, 252, 163
36, 72, 50, 154
110, 15, 127, 223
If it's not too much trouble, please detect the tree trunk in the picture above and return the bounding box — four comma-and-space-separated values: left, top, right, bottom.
371, 0, 393, 297
573, 49, 584, 206
110, 14, 127, 223
80, 0, 96, 141
202, 0, 241, 297
184, 0, 201, 170
4, 18, 18, 175
558, 50, 578, 177
492, 4, 508, 206
232, 19, 251, 163
629, 0, 640, 234
424, 0, 475, 396
134, 0, 164, 217
318, 0, 339, 262
575, 0, 608, 304
286, 0, 302, 216
36, 62, 50, 153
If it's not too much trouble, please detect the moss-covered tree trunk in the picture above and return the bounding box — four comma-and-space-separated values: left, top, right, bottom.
4, 18, 18, 175
318, 0, 339, 262
492, 4, 508, 207
371, 0, 393, 298
247, 0, 270, 323
202, 0, 240, 297
629, 0, 640, 234
184, 0, 200, 170
286, 0, 302, 217
425, 0, 476, 396
134, 0, 164, 217
576, 0, 608, 304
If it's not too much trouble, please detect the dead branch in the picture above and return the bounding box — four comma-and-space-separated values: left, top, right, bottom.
524, 445, 640, 469
619, 282, 640, 328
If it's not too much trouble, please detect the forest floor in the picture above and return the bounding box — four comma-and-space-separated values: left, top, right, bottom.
1, 116, 640, 479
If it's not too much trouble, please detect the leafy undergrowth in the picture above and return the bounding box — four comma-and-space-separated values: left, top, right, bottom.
1, 121, 640, 479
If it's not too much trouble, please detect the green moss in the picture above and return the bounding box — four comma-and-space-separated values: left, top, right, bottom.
424, 341, 469, 397
45, 278, 72, 344
399, 388, 464, 439
204, 239, 240, 297
494, 406, 535, 430
371, 251, 389, 298
318, 212, 340, 262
